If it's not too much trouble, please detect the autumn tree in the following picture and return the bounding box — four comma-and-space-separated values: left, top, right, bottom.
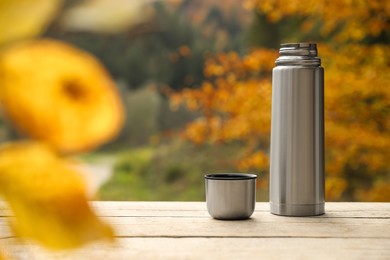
171, 0, 390, 201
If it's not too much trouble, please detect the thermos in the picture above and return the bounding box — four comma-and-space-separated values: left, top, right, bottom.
270, 43, 325, 216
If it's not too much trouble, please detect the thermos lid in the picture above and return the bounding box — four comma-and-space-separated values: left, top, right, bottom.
280, 43, 317, 56
276, 42, 321, 66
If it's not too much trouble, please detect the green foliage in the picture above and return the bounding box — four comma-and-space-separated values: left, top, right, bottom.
98, 148, 154, 200
103, 84, 198, 149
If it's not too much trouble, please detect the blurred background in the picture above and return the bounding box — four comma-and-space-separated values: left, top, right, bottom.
1, 0, 389, 202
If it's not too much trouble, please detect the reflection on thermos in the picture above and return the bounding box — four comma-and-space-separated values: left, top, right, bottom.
270, 43, 325, 216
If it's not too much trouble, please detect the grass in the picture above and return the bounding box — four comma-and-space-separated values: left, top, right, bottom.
96, 139, 262, 201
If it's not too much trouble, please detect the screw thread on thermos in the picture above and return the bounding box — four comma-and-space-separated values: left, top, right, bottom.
270, 43, 325, 216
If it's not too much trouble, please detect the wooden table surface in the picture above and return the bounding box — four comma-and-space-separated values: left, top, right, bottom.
1, 202, 390, 259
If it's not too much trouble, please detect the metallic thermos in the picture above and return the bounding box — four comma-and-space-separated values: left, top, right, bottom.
270, 43, 325, 216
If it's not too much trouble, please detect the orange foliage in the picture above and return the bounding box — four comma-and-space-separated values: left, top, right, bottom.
171, 50, 276, 146
171, 0, 390, 201
247, 0, 389, 42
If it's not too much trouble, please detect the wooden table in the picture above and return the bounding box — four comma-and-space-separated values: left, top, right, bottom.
1, 202, 390, 259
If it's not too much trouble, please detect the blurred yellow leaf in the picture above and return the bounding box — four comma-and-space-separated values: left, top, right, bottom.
0, 0, 62, 46
60, 0, 151, 33
0, 39, 125, 154
0, 141, 114, 249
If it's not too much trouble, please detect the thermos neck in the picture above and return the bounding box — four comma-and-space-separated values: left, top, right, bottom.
276, 43, 321, 66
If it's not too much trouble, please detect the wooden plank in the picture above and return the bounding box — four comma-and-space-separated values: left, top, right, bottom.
1, 202, 390, 217
91, 202, 390, 218
107, 215, 390, 239
1, 202, 389, 259
1, 203, 389, 239
2, 213, 389, 239
1, 237, 389, 260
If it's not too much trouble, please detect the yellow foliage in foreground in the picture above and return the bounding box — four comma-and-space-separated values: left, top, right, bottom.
0, 0, 126, 251
0, 39, 124, 154
0, 0, 63, 45
0, 142, 113, 249
0, 39, 124, 249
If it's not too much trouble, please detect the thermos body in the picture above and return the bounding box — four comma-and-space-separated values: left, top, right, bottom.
270, 43, 325, 216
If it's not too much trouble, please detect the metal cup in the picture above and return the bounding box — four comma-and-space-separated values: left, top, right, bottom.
205, 173, 257, 220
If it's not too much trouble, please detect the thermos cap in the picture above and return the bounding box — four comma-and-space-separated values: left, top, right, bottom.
276, 42, 321, 66
205, 173, 257, 220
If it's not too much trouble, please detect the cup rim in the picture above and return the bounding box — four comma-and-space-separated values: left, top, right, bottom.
205, 173, 257, 180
